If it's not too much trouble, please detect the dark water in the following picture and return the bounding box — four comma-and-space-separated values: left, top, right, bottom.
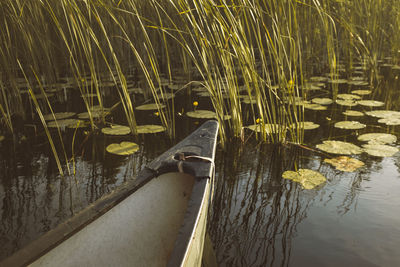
1, 65, 400, 266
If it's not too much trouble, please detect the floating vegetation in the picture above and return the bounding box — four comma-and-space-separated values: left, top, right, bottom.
336, 99, 358, 106
337, 94, 362, 100
357, 100, 385, 107
316, 140, 363, 155
347, 81, 369, 86
358, 133, 397, 146
0, 136, 4, 142
302, 83, 322, 91
196, 91, 211, 97
186, 110, 217, 119
378, 117, 400, 125
362, 144, 399, 157
292, 121, 320, 130
324, 156, 365, 172
136, 125, 166, 134
136, 103, 166, 111
334, 121, 366, 130
156, 92, 174, 100
246, 124, 283, 134
309, 76, 328, 82
47, 119, 81, 128
328, 79, 348, 84
365, 110, 400, 118
303, 103, 327, 110
78, 110, 109, 120
43, 112, 76, 121
127, 87, 144, 94
101, 125, 131, 135
106, 142, 139, 156
241, 96, 257, 104
343, 110, 364, 117
311, 98, 333, 105
282, 169, 326, 190
352, 90, 372, 95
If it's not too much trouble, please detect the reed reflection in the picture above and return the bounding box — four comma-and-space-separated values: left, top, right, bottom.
209, 142, 313, 266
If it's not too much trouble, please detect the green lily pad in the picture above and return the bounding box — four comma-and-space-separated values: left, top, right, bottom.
136, 103, 166, 111
328, 79, 348, 84
357, 133, 397, 144
302, 83, 322, 91
378, 117, 400, 126
336, 99, 358, 106
343, 110, 364, 117
246, 124, 284, 134
309, 76, 328, 82
101, 125, 131, 135
352, 90, 372, 95
347, 81, 369, 86
316, 140, 363, 155
292, 121, 320, 130
365, 110, 400, 118
78, 110, 109, 119
127, 87, 144, 94
136, 125, 166, 134
362, 144, 399, 157
47, 119, 81, 128
357, 100, 385, 107
334, 121, 366, 129
186, 110, 217, 119
106, 141, 139, 156
156, 92, 174, 100
303, 103, 327, 110
242, 96, 257, 104
324, 156, 364, 172
311, 98, 333, 105
196, 91, 211, 97
43, 112, 76, 121
282, 169, 326, 189
337, 94, 362, 100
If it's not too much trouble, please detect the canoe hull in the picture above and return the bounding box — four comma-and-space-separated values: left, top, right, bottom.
1, 120, 219, 267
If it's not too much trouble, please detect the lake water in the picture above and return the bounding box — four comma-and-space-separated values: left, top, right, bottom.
1, 64, 400, 266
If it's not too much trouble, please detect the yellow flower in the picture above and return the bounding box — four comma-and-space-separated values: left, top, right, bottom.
256, 118, 261, 124
154, 111, 159, 116
193, 101, 199, 107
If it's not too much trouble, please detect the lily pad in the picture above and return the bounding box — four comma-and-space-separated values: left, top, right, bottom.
78, 110, 109, 120
316, 140, 363, 155
378, 117, 400, 126
282, 169, 326, 189
292, 121, 320, 130
136, 125, 166, 134
357, 133, 397, 144
347, 81, 369, 86
186, 110, 217, 119
337, 94, 362, 100
43, 112, 76, 121
343, 110, 364, 117
328, 79, 348, 84
362, 144, 399, 157
336, 99, 358, 106
106, 141, 139, 156
101, 125, 131, 135
365, 110, 400, 118
47, 119, 81, 128
324, 156, 365, 172
136, 103, 166, 111
311, 98, 333, 105
352, 89, 372, 95
334, 121, 366, 130
357, 100, 385, 107
127, 87, 144, 94
303, 103, 327, 110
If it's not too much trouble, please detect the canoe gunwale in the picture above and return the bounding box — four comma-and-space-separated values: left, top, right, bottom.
0, 120, 219, 267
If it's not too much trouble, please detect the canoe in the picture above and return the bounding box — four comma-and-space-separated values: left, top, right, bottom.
1, 120, 219, 267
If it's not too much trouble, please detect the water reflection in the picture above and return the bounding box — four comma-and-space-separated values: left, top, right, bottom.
0, 131, 171, 260
209, 142, 313, 266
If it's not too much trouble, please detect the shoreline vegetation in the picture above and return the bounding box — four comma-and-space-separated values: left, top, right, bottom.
1, 0, 399, 147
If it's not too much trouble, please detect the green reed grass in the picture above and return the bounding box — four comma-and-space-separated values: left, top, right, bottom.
1, 0, 400, 153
